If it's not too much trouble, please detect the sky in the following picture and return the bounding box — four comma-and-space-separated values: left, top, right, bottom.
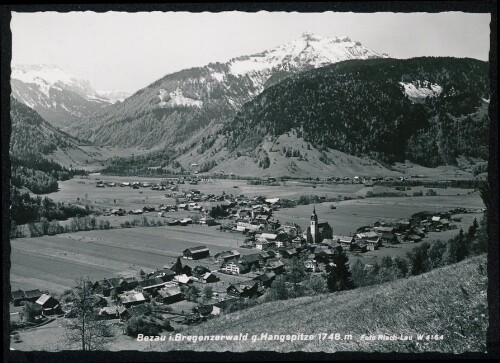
11, 11, 491, 93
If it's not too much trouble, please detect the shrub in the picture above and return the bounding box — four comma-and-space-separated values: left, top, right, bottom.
125, 317, 161, 337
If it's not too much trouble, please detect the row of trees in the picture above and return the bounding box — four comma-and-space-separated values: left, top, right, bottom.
10, 186, 92, 226
23, 216, 112, 238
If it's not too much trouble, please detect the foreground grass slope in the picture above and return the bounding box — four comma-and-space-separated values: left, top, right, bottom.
161, 255, 487, 353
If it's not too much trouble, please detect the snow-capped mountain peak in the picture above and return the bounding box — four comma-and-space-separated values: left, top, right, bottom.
226, 32, 387, 93
11, 64, 99, 99
10, 64, 115, 129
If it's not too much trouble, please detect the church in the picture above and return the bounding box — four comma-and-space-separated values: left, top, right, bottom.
302, 207, 333, 244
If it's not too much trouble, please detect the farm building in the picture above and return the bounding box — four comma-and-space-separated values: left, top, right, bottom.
252, 271, 276, 288
266, 260, 285, 274
120, 304, 150, 321
193, 265, 211, 277
183, 246, 210, 260
214, 250, 241, 263
379, 233, 400, 245
226, 282, 260, 298
138, 277, 168, 291
157, 287, 183, 304
35, 294, 60, 315
201, 272, 219, 283
93, 277, 125, 297
11, 289, 43, 306
120, 292, 146, 307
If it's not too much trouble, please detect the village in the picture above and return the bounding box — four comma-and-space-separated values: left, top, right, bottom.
10, 174, 478, 341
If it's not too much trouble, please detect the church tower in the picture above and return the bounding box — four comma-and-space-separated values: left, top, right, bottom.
310, 206, 319, 244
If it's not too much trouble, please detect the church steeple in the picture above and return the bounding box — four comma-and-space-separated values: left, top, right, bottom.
310, 206, 319, 244
311, 206, 318, 222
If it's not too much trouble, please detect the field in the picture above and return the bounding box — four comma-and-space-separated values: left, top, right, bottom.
10, 225, 257, 294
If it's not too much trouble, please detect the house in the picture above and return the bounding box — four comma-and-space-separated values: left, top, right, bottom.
379, 233, 399, 245
11, 290, 26, 306
201, 272, 219, 283
173, 274, 193, 285
315, 249, 335, 262
98, 307, 120, 319
226, 281, 260, 298
214, 250, 240, 263
239, 253, 262, 270
138, 277, 167, 291
35, 294, 60, 315
199, 216, 216, 226
120, 304, 150, 321
220, 261, 249, 275
255, 239, 276, 251
253, 271, 276, 288
120, 292, 146, 307
193, 265, 211, 277
111, 208, 126, 216
280, 248, 298, 259
260, 233, 278, 241
258, 251, 272, 263
266, 260, 285, 274
93, 277, 124, 297
374, 226, 396, 234
356, 232, 381, 249
158, 269, 177, 282
333, 235, 355, 251
277, 224, 300, 237
183, 246, 210, 260
180, 218, 193, 226
192, 305, 221, 318
178, 204, 189, 210
157, 287, 183, 304
304, 259, 319, 272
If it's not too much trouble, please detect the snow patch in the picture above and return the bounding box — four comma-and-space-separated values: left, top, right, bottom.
210, 72, 225, 82
158, 89, 203, 108
399, 81, 443, 101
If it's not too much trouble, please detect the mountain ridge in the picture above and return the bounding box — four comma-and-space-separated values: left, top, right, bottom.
11, 64, 129, 129
71, 32, 388, 148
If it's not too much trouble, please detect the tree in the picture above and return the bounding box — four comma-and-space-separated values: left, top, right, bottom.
325, 248, 353, 292
20, 302, 42, 323
267, 275, 289, 301
182, 285, 200, 302
407, 242, 431, 276
446, 229, 469, 264
306, 274, 329, 295
125, 317, 161, 337
202, 286, 213, 302
350, 259, 368, 287
286, 257, 307, 298
171, 257, 184, 276
63, 277, 113, 351
110, 288, 120, 303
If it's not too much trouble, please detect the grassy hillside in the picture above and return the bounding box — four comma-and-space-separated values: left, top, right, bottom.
159, 254, 487, 353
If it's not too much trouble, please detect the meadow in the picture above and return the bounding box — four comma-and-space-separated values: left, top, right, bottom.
10, 225, 256, 294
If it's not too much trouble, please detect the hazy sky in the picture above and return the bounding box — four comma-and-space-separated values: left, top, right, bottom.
11, 11, 491, 93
